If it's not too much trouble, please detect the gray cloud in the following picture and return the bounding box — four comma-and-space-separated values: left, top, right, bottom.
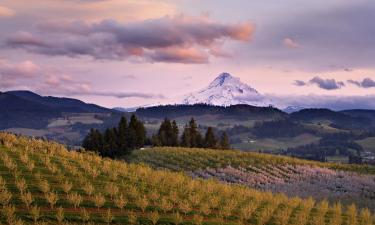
293, 80, 306, 86
348, 78, 375, 88
5, 16, 254, 63
309, 76, 344, 90
60, 90, 165, 99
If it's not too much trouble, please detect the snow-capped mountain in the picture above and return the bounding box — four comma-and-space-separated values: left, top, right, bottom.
182, 72, 268, 106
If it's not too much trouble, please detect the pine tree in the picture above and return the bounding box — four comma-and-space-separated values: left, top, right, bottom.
127, 115, 138, 150
103, 128, 118, 156
133, 116, 146, 148
189, 118, 200, 147
171, 120, 179, 146
151, 134, 161, 147
180, 125, 191, 147
204, 127, 217, 148
158, 118, 173, 146
117, 117, 128, 155
220, 132, 230, 149
82, 129, 103, 152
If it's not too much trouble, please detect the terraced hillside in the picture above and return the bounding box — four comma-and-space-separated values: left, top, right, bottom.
129, 148, 375, 211
0, 133, 374, 225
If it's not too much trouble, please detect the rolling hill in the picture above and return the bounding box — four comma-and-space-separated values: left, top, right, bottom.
1, 132, 374, 225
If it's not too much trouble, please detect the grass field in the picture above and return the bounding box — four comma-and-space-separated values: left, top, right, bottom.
231, 133, 320, 152
129, 148, 375, 211
0, 133, 374, 224
357, 137, 375, 153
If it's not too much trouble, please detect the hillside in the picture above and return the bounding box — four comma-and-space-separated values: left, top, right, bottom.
129, 147, 375, 211
1, 133, 374, 224
0, 91, 123, 145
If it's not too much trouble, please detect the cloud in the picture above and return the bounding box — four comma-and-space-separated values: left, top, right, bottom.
265, 94, 375, 111
309, 76, 344, 90
0, 6, 15, 17
283, 38, 300, 49
82, 91, 165, 99
293, 80, 306, 86
0, 60, 40, 78
348, 78, 375, 88
5, 15, 255, 63
121, 75, 136, 80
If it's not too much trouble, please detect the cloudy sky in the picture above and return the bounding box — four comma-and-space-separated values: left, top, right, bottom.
1, 0, 375, 108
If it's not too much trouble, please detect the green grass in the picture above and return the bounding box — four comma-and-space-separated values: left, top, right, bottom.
231, 133, 320, 152
357, 137, 375, 153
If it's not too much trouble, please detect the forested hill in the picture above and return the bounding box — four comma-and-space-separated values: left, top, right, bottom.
0, 90, 115, 130
136, 104, 286, 119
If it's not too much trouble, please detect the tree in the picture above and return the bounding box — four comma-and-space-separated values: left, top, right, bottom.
204, 127, 217, 148
158, 118, 173, 146
189, 118, 199, 147
117, 116, 128, 155
82, 129, 103, 152
103, 128, 118, 155
171, 120, 179, 146
157, 118, 179, 147
220, 132, 230, 149
180, 125, 191, 147
82, 115, 146, 157
151, 134, 161, 147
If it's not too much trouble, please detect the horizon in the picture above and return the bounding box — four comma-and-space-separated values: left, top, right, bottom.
1, 1, 375, 108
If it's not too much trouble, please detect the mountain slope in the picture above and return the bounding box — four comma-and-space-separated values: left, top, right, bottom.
7, 90, 110, 113
0, 90, 114, 130
183, 72, 267, 106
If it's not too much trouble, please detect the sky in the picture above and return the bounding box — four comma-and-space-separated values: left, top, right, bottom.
1, 0, 375, 109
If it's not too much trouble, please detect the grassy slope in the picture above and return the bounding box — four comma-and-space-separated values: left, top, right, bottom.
357, 137, 375, 153
129, 147, 375, 175
0, 133, 374, 224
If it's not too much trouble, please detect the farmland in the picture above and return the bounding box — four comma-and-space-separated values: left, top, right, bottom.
129, 148, 375, 211
1, 133, 374, 224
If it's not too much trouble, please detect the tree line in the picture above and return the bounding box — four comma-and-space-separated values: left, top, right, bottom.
152, 118, 230, 149
82, 116, 230, 157
82, 115, 146, 157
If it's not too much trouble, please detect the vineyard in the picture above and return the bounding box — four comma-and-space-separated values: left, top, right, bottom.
129, 148, 375, 211
0, 133, 374, 225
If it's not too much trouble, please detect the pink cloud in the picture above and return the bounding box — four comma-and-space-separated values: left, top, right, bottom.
6, 15, 255, 63
0, 6, 15, 17
283, 38, 300, 49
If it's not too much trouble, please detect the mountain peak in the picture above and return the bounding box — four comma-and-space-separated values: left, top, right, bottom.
183, 72, 267, 106
209, 72, 237, 88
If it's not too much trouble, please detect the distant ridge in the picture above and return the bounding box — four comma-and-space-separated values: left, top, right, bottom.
0, 90, 113, 129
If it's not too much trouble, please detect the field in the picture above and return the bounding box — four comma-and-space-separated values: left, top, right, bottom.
0, 133, 374, 225
231, 133, 320, 152
357, 137, 375, 154
129, 148, 375, 211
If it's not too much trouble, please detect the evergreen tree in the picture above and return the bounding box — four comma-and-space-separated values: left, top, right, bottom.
151, 134, 161, 147
157, 118, 179, 147
103, 128, 118, 155
188, 118, 199, 147
171, 120, 179, 146
117, 116, 128, 155
220, 132, 230, 149
158, 118, 172, 146
82, 129, 103, 152
180, 125, 191, 147
82, 115, 146, 157
127, 114, 146, 149
204, 127, 217, 148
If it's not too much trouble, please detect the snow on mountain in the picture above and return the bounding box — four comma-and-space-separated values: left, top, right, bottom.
182, 72, 269, 106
